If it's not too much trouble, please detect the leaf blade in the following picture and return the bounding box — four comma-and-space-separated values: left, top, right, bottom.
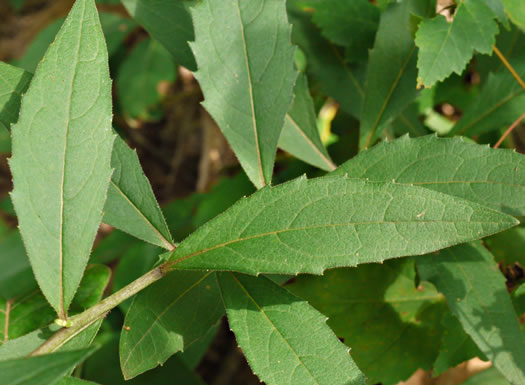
0, 62, 31, 132
9, 0, 115, 317
219, 272, 366, 385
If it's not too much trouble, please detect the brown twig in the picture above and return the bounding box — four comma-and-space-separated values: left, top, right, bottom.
494, 112, 525, 149
493, 45, 525, 90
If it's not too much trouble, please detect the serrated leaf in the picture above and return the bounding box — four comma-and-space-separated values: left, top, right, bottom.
190, 0, 297, 188
0, 62, 31, 132
452, 58, 525, 136
334, 135, 525, 217
218, 272, 366, 385
360, 0, 433, 148
288, 258, 445, 385
104, 135, 174, 250
9, 0, 115, 318
165, 175, 517, 274
288, 7, 365, 118
121, 0, 196, 70
433, 312, 484, 376
418, 242, 525, 385
116, 38, 175, 121
301, 0, 379, 57
1, 265, 110, 346
0, 347, 96, 385
415, 0, 499, 87
119, 271, 223, 379
279, 73, 335, 171
503, 0, 525, 29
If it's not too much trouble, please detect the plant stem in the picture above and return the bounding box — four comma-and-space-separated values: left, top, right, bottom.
493, 45, 525, 90
494, 112, 525, 149
29, 264, 168, 356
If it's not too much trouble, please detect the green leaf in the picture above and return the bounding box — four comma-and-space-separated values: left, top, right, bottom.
485, 227, 525, 267
98, 12, 136, 58
503, 0, 525, 29
0, 230, 37, 299
0, 347, 96, 385
121, 0, 196, 70
418, 242, 525, 384
56, 378, 99, 385
288, 259, 445, 385
218, 272, 366, 385
166, 175, 517, 274
116, 39, 175, 121
386, 103, 430, 138
463, 367, 511, 385
104, 135, 174, 250
190, 0, 297, 188
288, 7, 365, 118
1, 265, 110, 345
302, 0, 379, 57
119, 271, 223, 379
360, 0, 433, 148
433, 312, 484, 376
279, 73, 336, 171
9, 0, 115, 318
0, 62, 32, 132
415, 0, 499, 87
334, 135, 525, 217
451, 58, 525, 136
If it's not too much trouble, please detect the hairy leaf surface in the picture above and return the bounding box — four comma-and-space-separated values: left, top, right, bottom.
219, 273, 366, 385
121, 0, 196, 70
334, 135, 525, 216
120, 271, 223, 379
166, 176, 517, 274
288, 259, 445, 385
279, 73, 335, 171
104, 135, 174, 250
418, 243, 525, 384
190, 0, 297, 188
9, 0, 115, 317
0, 347, 96, 385
415, 0, 498, 87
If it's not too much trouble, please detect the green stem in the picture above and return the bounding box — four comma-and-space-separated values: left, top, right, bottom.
29, 264, 168, 356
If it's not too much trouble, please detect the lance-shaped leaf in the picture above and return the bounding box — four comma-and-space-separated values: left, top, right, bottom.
360, 0, 433, 148
418, 242, 525, 385
0, 62, 31, 131
219, 273, 366, 385
288, 7, 365, 118
9, 0, 115, 318
104, 135, 174, 251
415, 0, 499, 87
334, 135, 525, 217
451, 60, 525, 136
503, 0, 525, 29
279, 73, 335, 171
0, 347, 96, 385
121, 0, 196, 70
190, 0, 297, 188
288, 259, 445, 385
165, 175, 517, 274
301, 0, 379, 57
119, 271, 223, 379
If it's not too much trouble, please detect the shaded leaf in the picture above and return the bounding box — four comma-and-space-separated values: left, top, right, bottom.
334, 135, 525, 217
166, 175, 517, 274
503, 0, 525, 30
418, 242, 525, 384
116, 39, 175, 121
105, 135, 174, 250
219, 272, 366, 385
359, 0, 433, 148
0, 62, 31, 131
121, 0, 196, 70
288, 259, 445, 385
485, 227, 525, 267
463, 367, 511, 385
415, 0, 499, 87
0, 347, 96, 385
56, 378, 99, 385
120, 271, 223, 379
68, 265, 110, 313
279, 73, 335, 171
190, 0, 297, 188
9, 0, 115, 317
